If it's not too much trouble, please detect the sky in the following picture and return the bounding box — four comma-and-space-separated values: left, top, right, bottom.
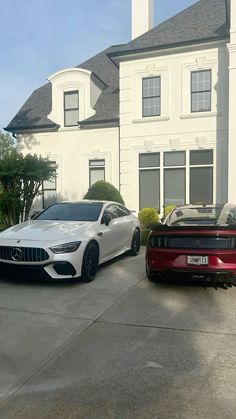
0, 0, 197, 130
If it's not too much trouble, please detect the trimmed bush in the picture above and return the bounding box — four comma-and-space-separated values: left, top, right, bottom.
164, 204, 176, 217
84, 180, 125, 204
138, 207, 160, 229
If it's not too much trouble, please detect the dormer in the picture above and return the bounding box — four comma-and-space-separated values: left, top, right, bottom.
47, 68, 102, 128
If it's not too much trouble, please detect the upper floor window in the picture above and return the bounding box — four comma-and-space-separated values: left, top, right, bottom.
142, 76, 161, 117
64, 91, 79, 127
191, 70, 211, 113
89, 159, 105, 187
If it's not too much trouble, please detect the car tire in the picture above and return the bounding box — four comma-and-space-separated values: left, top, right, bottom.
146, 263, 156, 282
81, 242, 99, 282
129, 229, 141, 256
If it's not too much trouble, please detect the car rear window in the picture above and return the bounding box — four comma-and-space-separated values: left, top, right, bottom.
168, 205, 236, 226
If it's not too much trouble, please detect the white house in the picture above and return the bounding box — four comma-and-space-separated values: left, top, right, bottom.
5, 0, 236, 214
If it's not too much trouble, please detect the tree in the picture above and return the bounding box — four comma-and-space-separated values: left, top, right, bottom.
84, 180, 125, 204
0, 151, 57, 227
0, 131, 15, 158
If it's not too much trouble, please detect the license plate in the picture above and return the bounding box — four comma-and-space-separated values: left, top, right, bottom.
187, 256, 208, 265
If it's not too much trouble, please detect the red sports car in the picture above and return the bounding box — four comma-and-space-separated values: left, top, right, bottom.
146, 204, 236, 284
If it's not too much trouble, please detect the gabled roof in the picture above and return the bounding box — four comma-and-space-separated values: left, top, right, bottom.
5, 0, 229, 133
110, 0, 229, 58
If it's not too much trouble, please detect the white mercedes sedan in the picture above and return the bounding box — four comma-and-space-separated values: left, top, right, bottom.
0, 201, 141, 282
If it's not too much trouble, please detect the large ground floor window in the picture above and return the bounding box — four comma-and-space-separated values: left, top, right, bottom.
42, 161, 57, 208
139, 149, 213, 211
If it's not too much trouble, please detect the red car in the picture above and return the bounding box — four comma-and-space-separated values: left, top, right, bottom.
146, 204, 236, 285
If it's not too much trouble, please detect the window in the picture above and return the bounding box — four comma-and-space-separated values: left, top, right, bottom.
64, 91, 79, 127
138, 150, 214, 210
190, 150, 213, 204
164, 152, 186, 207
89, 159, 105, 187
116, 205, 131, 217
104, 204, 118, 220
42, 163, 57, 208
191, 70, 211, 112
142, 77, 161, 117
139, 153, 160, 211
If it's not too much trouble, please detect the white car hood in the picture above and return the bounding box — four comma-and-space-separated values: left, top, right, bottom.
0, 220, 95, 243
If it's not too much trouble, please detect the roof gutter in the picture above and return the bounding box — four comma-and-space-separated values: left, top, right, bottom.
79, 118, 119, 129
4, 123, 60, 133
108, 35, 229, 62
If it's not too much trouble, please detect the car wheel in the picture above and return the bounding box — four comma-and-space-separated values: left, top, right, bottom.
81, 242, 99, 282
146, 263, 156, 282
129, 229, 141, 256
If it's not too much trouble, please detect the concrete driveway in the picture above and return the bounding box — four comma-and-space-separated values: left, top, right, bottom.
0, 249, 235, 419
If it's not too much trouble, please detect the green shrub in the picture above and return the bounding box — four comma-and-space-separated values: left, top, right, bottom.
141, 229, 151, 245
138, 207, 159, 228
164, 205, 176, 217
84, 180, 125, 204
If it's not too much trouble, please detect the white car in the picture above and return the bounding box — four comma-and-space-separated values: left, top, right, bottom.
0, 200, 141, 282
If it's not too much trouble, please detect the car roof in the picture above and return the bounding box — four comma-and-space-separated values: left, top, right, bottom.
57, 200, 125, 206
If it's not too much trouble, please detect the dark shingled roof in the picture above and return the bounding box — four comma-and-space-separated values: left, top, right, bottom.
110, 0, 229, 57
5, 0, 229, 132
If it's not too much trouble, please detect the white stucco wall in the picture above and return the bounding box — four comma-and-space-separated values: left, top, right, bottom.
18, 127, 119, 209
119, 43, 229, 213
227, 0, 236, 202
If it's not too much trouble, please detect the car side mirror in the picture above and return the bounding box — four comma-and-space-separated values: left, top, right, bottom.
103, 213, 112, 226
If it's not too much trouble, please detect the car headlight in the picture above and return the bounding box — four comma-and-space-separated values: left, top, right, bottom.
50, 241, 81, 254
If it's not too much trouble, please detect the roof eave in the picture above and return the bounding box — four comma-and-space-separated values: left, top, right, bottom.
4, 123, 60, 134
79, 118, 119, 129
108, 35, 230, 62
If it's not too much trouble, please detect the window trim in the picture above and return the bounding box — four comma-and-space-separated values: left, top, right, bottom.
191, 69, 212, 113
142, 76, 161, 118
64, 90, 79, 127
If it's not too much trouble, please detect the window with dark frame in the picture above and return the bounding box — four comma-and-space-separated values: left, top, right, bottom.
138, 150, 214, 211
164, 152, 186, 207
64, 91, 79, 127
190, 150, 213, 204
142, 76, 161, 117
139, 153, 160, 211
42, 162, 57, 208
89, 159, 105, 187
191, 70, 211, 113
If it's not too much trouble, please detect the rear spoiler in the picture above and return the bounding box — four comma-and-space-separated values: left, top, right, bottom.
150, 224, 236, 231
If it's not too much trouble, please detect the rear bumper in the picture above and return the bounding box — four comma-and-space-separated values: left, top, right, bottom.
164, 269, 236, 283
146, 248, 236, 283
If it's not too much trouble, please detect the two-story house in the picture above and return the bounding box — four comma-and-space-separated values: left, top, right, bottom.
5, 0, 236, 214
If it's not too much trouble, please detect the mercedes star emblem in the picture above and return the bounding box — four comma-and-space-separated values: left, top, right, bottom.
11, 248, 22, 261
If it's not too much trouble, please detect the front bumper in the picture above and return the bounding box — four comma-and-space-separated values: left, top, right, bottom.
0, 261, 78, 281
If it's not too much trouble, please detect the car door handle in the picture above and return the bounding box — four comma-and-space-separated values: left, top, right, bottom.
97, 232, 103, 237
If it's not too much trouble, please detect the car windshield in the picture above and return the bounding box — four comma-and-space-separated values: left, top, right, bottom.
35, 202, 103, 222
168, 206, 235, 226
